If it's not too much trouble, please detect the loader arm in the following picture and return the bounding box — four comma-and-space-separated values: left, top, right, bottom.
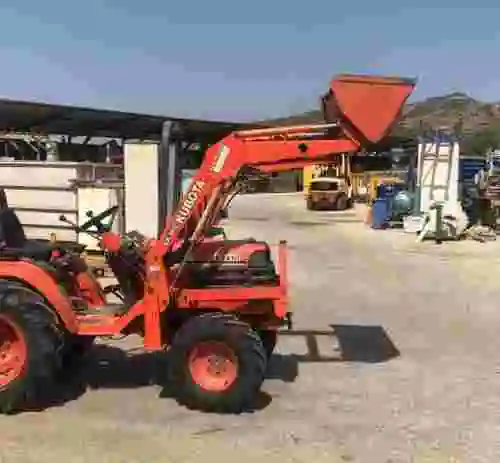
159, 73, 416, 253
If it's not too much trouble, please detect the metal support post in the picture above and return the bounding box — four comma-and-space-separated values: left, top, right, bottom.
158, 120, 182, 236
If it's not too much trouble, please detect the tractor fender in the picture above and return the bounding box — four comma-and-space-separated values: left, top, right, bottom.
0, 261, 77, 332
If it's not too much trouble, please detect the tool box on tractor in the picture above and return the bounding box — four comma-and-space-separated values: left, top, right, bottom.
0, 74, 416, 414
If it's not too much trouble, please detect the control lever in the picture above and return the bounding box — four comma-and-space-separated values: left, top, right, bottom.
59, 214, 99, 238
59, 214, 76, 228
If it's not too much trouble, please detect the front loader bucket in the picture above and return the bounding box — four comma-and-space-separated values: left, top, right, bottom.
322, 74, 416, 144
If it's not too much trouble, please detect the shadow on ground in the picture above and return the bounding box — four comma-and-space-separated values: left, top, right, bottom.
267, 324, 400, 382
27, 323, 398, 413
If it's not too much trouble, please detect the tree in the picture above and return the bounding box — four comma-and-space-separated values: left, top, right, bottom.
462, 127, 500, 155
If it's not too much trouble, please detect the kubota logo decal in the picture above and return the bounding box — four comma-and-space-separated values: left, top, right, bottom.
175, 180, 205, 226
214, 248, 243, 263
164, 180, 205, 245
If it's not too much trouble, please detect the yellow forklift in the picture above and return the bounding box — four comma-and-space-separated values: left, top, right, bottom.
303, 155, 353, 210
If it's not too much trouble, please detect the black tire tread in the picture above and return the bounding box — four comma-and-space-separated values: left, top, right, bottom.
0, 279, 93, 371
169, 312, 266, 413
335, 194, 348, 210
0, 285, 62, 413
257, 329, 278, 359
0, 280, 62, 333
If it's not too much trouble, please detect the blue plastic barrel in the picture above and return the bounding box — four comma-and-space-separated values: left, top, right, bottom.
371, 198, 389, 229
376, 182, 405, 200
376, 183, 406, 220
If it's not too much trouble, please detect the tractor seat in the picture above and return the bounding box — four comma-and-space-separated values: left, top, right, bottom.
0, 189, 53, 261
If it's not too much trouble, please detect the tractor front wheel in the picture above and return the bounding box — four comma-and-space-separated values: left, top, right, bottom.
168, 313, 267, 413
0, 299, 61, 413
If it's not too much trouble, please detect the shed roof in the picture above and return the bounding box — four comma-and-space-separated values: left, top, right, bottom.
0, 98, 250, 141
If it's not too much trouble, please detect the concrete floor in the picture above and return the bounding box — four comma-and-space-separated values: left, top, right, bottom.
2, 193, 500, 462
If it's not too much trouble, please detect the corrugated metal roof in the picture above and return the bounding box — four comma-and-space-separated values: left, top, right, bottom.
0, 98, 250, 141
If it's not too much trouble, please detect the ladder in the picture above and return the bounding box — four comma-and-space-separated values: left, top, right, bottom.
416, 133, 459, 216
411, 133, 468, 240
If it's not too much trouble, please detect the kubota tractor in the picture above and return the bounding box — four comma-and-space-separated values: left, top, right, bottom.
0, 74, 416, 414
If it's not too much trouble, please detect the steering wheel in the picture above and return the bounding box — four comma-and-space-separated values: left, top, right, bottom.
79, 205, 119, 233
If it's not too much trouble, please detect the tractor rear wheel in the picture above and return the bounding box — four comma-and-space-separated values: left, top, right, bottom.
0, 281, 86, 377
168, 313, 267, 413
0, 295, 61, 413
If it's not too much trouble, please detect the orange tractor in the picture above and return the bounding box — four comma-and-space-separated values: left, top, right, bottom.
0, 74, 415, 413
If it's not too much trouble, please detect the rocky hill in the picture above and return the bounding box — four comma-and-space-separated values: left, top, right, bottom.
399, 92, 500, 134
259, 92, 500, 153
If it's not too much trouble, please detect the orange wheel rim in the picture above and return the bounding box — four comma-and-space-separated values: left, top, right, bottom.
0, 315, 27, 388
188, 341, 238, 392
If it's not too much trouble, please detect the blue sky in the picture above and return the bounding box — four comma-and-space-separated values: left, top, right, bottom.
1, 1, 500, 121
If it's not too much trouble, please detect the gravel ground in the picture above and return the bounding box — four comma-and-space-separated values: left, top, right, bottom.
1, 193, 500, 462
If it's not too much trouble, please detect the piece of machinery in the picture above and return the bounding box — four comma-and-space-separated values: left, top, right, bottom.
370, 183, 414, 228
306, 177, 351, 210
0, 74, 415, 414
404, 133, 469, 239
474, 150, 500, 227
